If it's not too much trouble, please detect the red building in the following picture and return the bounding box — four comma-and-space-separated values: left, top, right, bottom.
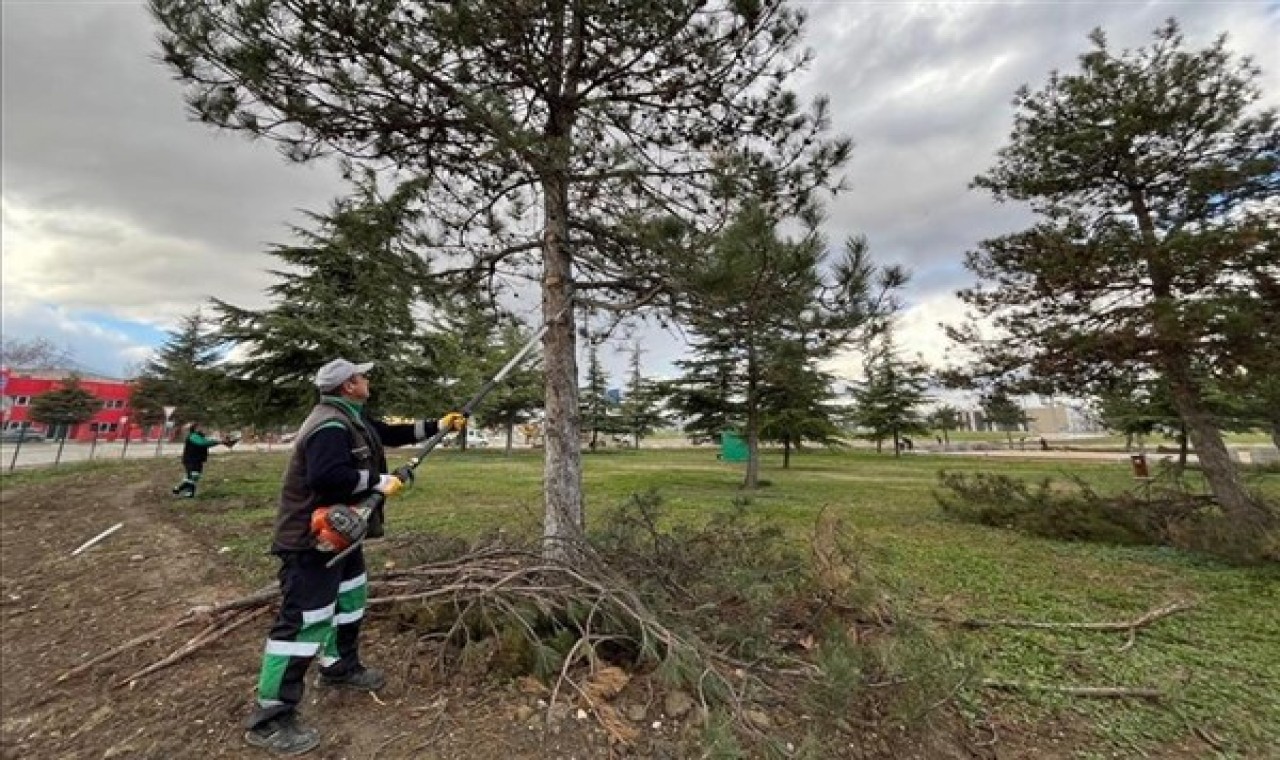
0, 367, 161, 442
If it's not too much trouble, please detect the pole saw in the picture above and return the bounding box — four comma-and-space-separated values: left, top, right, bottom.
316, 308, 566, 569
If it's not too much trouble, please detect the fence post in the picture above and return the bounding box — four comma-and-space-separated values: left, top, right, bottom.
89, 428, 99, 461
54, 432, 68, 468
7, 428, 25, 473
120, 426, 131, 459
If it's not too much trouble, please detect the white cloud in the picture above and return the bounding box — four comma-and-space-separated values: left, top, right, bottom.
2, 194, 273, 326
822, 290, 974, 381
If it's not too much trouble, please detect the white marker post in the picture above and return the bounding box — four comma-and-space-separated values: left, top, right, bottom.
156, 406, 177, 457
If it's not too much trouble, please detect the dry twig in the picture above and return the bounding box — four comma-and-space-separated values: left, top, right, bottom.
116, 607, 269, 686
948, 600, 1195, 634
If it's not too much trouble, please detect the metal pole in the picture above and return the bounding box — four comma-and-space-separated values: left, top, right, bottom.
55, 431, 68, 467
325, 309, 563, 570
402, 308, 560, 472
120, 426, 131, 459
89, 428, 99, 461
155, 424, 164, 458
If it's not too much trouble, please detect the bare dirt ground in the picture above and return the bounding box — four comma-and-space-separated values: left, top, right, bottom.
0, 466, 1067, 760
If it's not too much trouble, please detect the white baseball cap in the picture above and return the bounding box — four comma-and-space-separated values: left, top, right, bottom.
314, 358, 375, 391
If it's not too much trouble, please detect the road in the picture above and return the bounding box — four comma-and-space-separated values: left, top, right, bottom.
0, 439, 272, 472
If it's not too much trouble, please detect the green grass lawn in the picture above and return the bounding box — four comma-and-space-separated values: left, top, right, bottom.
46, 447, 1280, 756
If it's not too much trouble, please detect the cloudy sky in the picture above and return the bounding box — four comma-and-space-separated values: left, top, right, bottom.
3, 1, 1278, 384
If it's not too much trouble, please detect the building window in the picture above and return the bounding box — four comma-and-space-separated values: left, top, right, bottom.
101, 399, 125, 410
13, 396, 30, 406
90, 422, 119, 434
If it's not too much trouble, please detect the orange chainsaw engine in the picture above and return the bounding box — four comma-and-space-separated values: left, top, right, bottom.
310, 503, 370, 553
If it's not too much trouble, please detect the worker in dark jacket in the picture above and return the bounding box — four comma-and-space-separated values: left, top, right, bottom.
243, 358, 465, 755
172, 423, 235, 498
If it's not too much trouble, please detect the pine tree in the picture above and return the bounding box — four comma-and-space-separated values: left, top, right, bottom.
151, 0, 852, 560
213, 184, 438, 422
953, 20, 1278, 526
131, 311, 228, 429
758, 333, 844, 468
849, 331, 931, 457
980, 389, 1028, 448
483, 322, 547, 455
617, 340, 669, 449
674, 201, 902, 486
927, 405, 962, 448
430, 300, 546, 451
579, 340, 615, 450
667, 330, 743, 446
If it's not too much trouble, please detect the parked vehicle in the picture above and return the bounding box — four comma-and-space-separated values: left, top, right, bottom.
442, 429, 490, 448
0, 428, 46, 443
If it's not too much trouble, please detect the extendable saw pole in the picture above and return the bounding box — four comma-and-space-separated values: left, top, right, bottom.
403, 307, 565, 473
323, 308, 565, 568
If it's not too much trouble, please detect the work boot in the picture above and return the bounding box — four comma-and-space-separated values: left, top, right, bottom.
319, 664, 386, 692
243, 713, 320, 756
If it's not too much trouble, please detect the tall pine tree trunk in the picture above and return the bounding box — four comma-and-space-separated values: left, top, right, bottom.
1166, 373, 1265, 524
541, 170, 585, 563
1133, 194, 1269, 527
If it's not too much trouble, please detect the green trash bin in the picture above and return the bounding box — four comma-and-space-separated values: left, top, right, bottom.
720, 430, 748, 463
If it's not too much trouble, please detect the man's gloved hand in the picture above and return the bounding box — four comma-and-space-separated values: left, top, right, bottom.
392, 464, 415, 488
373, 473, 404, 497
438, 412, 467, 433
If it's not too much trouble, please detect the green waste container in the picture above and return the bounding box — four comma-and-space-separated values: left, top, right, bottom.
720, 430, 748, 463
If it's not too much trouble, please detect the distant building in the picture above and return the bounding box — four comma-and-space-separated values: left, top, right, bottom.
1025, 404, 1104, 434
0, 366, 157, 442
1025, 405, 1069, 434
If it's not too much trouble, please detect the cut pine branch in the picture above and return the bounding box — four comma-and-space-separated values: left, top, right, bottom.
941, 600, 1195, 634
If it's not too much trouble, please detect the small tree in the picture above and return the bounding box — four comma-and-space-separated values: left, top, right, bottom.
849, 331, 931, 457
30, 374, 100, 438
928, 405, 962, 448
758, 334, 845, 468
1095, 379, 1171, 452
579, 339, 616, 450
676, 203, 901, 486
482, 322, 547, 455
616, 340, 669, 449
0, 337, 75, 370
132, 311, 229, 429
981, 390, 1028, 447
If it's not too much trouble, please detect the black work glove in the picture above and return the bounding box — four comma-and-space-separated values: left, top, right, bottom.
392, 464, 415, 488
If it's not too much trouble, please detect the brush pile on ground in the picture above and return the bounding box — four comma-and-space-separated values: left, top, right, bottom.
59, 491, 966, 756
